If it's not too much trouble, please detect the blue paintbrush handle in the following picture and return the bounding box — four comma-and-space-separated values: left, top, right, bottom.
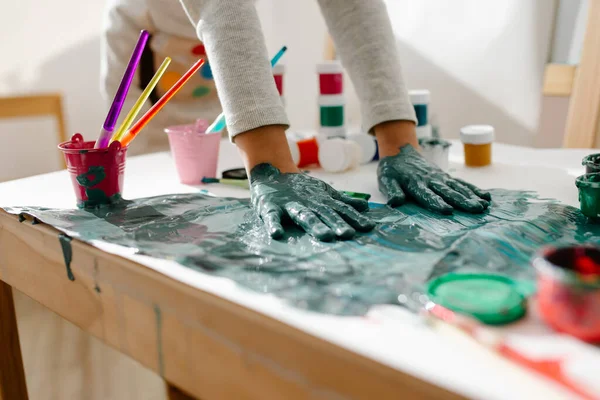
206, 46, 288, 134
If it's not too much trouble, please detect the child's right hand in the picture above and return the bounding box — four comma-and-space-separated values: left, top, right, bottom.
250, 163, 375, 241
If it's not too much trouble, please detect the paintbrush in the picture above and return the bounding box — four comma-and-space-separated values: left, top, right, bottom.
95, 30, 149, 149
201, 177, 250, 189
206, 45, 288, 134
416, 298, 597, 399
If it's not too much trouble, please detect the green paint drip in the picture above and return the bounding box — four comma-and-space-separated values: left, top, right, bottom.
78, 193, 124, 210
31, 217, 40, 225
18, 213, 25, 222
154, 305, 165, 376
58, 234, 75, 281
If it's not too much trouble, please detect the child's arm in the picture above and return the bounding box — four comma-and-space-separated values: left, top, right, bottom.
178, 0, 289, 139
100, 0, 153, 133
317, 0, 418, 157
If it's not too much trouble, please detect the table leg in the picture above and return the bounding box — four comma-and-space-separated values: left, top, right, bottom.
166, 383, 197, 400
0, 281, 29, 400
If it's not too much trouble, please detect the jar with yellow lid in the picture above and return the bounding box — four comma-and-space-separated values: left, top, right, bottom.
460, 125, 494, 167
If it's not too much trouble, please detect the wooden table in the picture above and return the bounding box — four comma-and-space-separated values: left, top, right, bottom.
0, 139, 596, 400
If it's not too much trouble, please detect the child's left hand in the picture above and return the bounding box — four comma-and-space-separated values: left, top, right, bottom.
377, 144, 491, 214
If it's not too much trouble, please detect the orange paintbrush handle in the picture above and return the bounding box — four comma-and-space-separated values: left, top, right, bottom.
120, 58, 205, 147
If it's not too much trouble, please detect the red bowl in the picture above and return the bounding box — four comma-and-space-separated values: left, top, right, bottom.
533, 245, 600, 343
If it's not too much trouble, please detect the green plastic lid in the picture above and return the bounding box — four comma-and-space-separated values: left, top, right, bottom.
426, 273, 527, 325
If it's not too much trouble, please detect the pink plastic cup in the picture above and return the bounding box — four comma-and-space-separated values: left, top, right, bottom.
58, 133, 128, 209
165, 119, 221, 185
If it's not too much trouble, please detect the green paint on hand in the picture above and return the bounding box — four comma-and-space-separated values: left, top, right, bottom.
154, 305, 165, 376
378, 144, 491, 214
250, 163, 375, 241
59, 234, 75, 281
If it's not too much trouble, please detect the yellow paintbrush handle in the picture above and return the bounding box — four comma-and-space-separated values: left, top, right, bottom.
111, 57, 172, 143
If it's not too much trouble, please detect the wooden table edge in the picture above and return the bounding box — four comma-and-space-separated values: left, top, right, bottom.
0, 210, 465, 400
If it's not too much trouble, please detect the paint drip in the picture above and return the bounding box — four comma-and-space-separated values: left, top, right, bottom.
58, 234, 75, 281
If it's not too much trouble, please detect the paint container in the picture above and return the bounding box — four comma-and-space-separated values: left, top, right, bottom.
533, 245, 600, 343
409, 89, 430, 127
319, 95, 345, 127
318, 138, 359, 173
58, 133, 127, 209
273, 64, 285, 96
287, 135, 320, 168
426, 273, 527, 325
460, 125, 494, 167
165, 119, 221, 185
582, 153, 600, 174
575, 173, 600, 219
416, 124, 432, 139
348, 133, 377, 164
317, 61, 343, 95
419, 138, 451, 171
319, 126, 347, 139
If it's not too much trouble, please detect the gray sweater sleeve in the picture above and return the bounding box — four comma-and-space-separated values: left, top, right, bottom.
179, 0, 415, 139
317, 0, 417, 132
178, 0, 289, 139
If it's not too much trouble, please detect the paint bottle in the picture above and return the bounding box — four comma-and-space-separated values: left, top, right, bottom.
319, 126, 347, 139
409, 89, 430, 127
318, 138, 359, 173
418, 138, 451, 171
575, 173, 600, 219
286, 131, 320, 168
460, 125, 494, 167
319, 94, 345, 127
317, 61, 343, 95
416, 124, 432, 139
273, 64, 285, 96
347, 132, 377, 164
533, 244, 600, 343
272, 64, 285, 108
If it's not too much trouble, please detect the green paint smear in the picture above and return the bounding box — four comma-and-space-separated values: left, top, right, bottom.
6, 189, 600, 316
78, 193, 124, 210
58, 234, 75, 281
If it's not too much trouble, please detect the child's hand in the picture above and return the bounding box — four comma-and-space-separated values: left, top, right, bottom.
377, 144, 491, 214
250, 164, 375, 241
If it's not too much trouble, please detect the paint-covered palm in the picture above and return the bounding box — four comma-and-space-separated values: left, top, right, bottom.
378, 144, 491, 214
250, 163, 375, 241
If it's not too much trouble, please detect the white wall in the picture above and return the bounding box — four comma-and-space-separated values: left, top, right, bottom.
0, 1, 109, 181
0, 0, 558, 181
265, 0, 557, 147
0, 0, 278, 182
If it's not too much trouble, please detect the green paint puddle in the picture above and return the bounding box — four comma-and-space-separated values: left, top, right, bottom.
58, 234, 75, 281
6, 189, 600, 316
